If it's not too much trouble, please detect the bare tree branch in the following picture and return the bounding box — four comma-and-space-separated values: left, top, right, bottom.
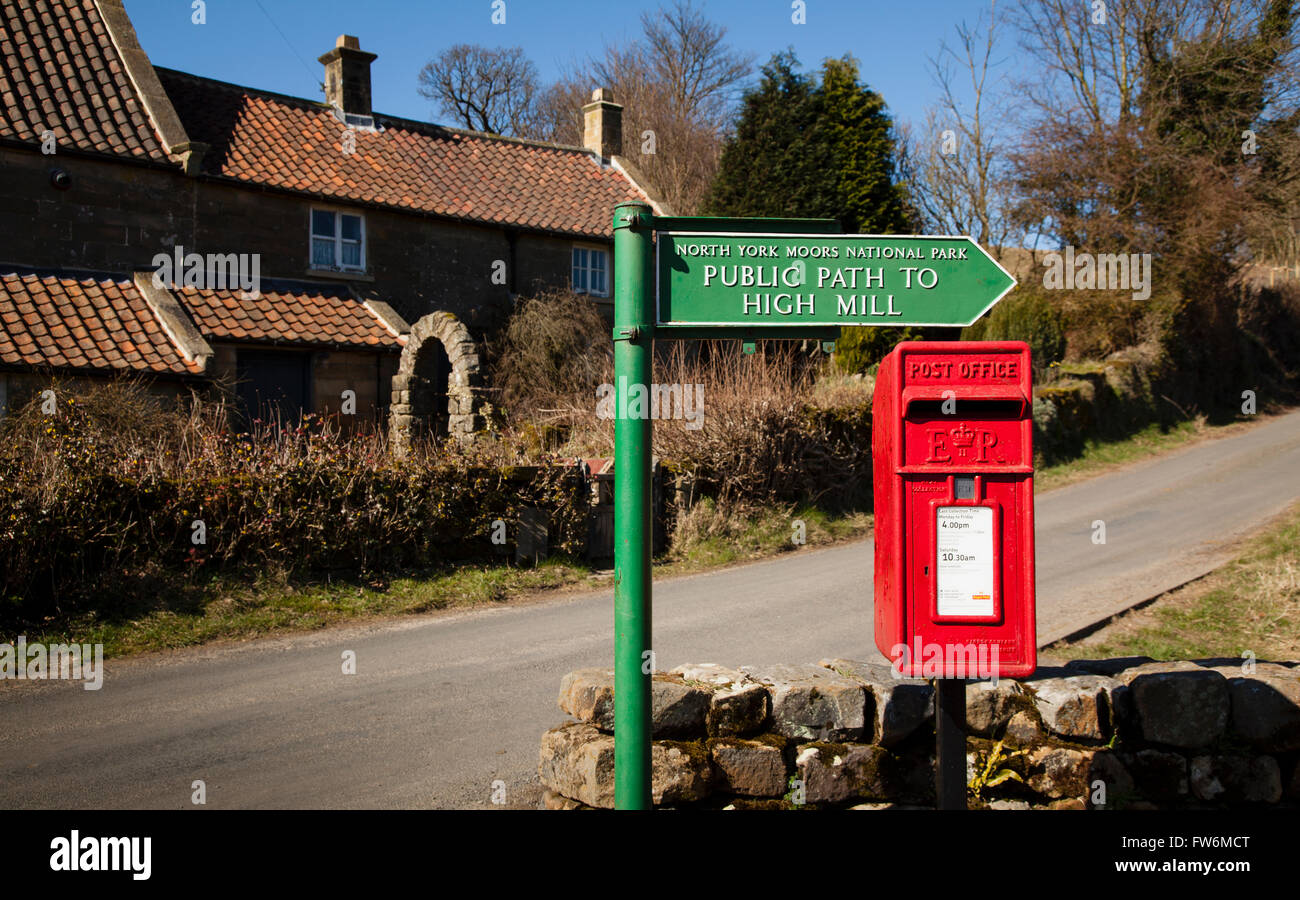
417, 44, 541, 136
905, 4, 1017, 250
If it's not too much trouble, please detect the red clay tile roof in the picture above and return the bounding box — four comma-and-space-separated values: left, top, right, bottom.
154, 68, 648, 239
0, 0, 170, 163
174, 280, 405, 350
0, 270, 198, 375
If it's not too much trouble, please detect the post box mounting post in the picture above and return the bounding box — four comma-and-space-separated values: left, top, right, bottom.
935, 678, 967, 810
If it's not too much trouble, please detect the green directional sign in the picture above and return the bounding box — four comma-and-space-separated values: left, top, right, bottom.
656, 232, 1016, 332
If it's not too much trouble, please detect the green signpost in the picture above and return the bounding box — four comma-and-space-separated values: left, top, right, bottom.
610, 202, 1017, 809
657, 232, 1015, 333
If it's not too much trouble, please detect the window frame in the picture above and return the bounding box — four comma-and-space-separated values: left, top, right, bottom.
309, 207, 367, 273
571, 244, 610, 298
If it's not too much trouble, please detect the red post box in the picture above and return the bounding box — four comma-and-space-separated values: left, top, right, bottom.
873, 341, 1036, 678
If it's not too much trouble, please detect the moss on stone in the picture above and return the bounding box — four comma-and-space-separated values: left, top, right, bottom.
749, 732, 789, 751
706, 733, 786, 752
800, 740, 854, 758
657, 739, 710, 767
728, 797, 794, 811
654, 672, 691, 686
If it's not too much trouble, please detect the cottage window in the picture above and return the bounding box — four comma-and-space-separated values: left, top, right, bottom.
572, 246, 609, 297
311, 210, 366, 272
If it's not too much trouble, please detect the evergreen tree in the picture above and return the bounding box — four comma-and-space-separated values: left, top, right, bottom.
707, 52, 915, 371
706, 51, 837, 220
818, 56, 913, 234
707, 51, 912, 234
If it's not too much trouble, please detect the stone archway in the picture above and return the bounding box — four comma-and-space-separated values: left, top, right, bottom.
390, 311, 486, 455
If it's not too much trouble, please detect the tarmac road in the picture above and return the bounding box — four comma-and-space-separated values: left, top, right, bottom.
2, 409, 1299, 809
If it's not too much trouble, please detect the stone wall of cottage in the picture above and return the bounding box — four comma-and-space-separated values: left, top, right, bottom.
206, 342, 401, 426
538, 658, 1300, 809
311, 346, 402, 423
2, 145, 600, 330
1, 147, 196, 274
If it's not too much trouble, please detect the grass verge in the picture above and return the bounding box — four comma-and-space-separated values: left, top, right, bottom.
655, 499, 872, 576
14, 560, 593, 659
1049, 500, 1300, 661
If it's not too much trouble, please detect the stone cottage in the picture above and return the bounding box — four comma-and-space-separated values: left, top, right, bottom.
0, 0, 668, 435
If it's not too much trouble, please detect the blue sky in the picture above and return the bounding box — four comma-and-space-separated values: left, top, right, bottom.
122, 0, 1014, 131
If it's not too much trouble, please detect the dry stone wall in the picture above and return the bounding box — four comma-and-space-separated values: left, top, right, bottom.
538, 657, 1300, 809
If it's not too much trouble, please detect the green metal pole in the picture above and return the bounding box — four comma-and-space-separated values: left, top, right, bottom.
613, 201, 654, 810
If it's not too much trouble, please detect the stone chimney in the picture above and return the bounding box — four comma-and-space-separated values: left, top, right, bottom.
582, 88, 623, 159
319, 35, 378, 117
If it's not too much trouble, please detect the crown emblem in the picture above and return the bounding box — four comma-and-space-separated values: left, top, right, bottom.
951, 424, 976, 448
